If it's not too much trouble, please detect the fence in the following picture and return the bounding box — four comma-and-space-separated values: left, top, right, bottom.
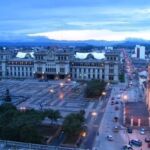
0, 140, 86, 150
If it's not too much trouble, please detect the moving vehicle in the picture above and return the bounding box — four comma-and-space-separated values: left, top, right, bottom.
113, 116, 119, 122
106, 135, 113, 141
113, 126, 120, 132
129, 139, 142, 147
115, 101, 119, 104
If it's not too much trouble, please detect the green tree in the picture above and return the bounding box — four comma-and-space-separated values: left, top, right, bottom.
45, 109, 61, 124
84, 80, 106, 98
63, 112, 85, 137
119, 73, 125, 82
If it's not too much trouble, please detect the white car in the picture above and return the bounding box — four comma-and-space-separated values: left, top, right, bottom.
106, 135, 113, 141
140, 128, 145, 135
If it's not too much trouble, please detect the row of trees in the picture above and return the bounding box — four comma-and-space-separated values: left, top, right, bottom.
0, 103, 85, 144
84, 80, 106, 98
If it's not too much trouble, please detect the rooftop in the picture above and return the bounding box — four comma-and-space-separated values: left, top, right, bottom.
75, 52, 105, 60
16, 52, 34, 59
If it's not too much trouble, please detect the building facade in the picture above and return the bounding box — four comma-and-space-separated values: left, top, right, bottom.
135, 45, 145, 59
146, 64, 150, 112
0, 49, 120, 82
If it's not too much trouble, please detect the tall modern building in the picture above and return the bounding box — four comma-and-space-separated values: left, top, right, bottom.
135, 45, 145, 59
0, 48, 120, 82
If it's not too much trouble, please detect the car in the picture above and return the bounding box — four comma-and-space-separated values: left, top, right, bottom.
106, 135, 113, 141
145, 137, 150, 143
111, 97, 114, 100
114, 116, 119, 122
127, 128, 132, 134
129, 139, 142, 147
115, 106, 119, 110
140, 128, 145, 135
111, 101, 114, 105
115, 101, 119, 104
148, 143, 150, 148
113, 126, 120, 132
122, 145, 133, 150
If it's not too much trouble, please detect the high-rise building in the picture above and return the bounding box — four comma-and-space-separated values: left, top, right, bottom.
135, 45, 145, 59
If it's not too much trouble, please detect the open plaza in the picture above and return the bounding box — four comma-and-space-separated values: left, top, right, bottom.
0, 79, 100, 118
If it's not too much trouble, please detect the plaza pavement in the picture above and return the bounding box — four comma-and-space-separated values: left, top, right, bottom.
0, 79, 100, 120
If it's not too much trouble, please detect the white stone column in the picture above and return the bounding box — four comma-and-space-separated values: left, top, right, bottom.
131, 118, 133, 127
138, 118, 141, 127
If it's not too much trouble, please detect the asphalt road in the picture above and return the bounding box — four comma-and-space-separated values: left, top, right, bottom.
82, 88, 112, 149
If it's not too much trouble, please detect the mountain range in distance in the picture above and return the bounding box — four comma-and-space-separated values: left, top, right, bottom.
0, 35, 150, 47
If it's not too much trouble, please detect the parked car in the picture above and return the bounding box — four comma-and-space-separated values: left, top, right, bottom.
129, 139, 142, 147
148, 143, 150, 148
106, 135, 113, 141
111, 101, 114, 105
122, 145, 133, 150
145, 137, 150, 143
140, 128, 145, 135
127, 128, 132, 134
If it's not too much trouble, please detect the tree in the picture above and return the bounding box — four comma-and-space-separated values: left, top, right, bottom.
63, 112, 85, 137
0, 103, 46, 144
119, 73, 125, 82
20, 125, 42, 143
84, 80, 106, 98
45, 109, 61, 124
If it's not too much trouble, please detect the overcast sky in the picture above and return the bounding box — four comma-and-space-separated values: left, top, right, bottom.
1, 0, 150, 41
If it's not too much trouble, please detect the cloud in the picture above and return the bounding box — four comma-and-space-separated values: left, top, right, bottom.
28, 29, 150, 41
1, 0, 150, 40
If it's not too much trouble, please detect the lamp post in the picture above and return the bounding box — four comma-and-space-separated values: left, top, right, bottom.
60, 82, 64, 88
102, 91, 106, 96
92, 111, 97, 120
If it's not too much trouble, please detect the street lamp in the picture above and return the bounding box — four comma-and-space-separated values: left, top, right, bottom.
59, 93, 64, 100
92, 111, 97, 117
102, 91, 106, 96
60, 82, 64, 87
50, 89, 54, 93
122, 94, 128, 102
67, 78, 71, 82
82, 131, 86, 137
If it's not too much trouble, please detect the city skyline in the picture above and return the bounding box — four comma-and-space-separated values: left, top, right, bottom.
1, 0, 150, 41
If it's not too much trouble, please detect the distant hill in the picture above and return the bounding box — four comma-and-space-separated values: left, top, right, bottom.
0, 35, 150, 47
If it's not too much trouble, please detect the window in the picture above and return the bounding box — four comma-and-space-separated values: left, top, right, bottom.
109, 75, 114, 80
109, 69, 114, 73
60, 68, 65, 73
110, 64, 114, 67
